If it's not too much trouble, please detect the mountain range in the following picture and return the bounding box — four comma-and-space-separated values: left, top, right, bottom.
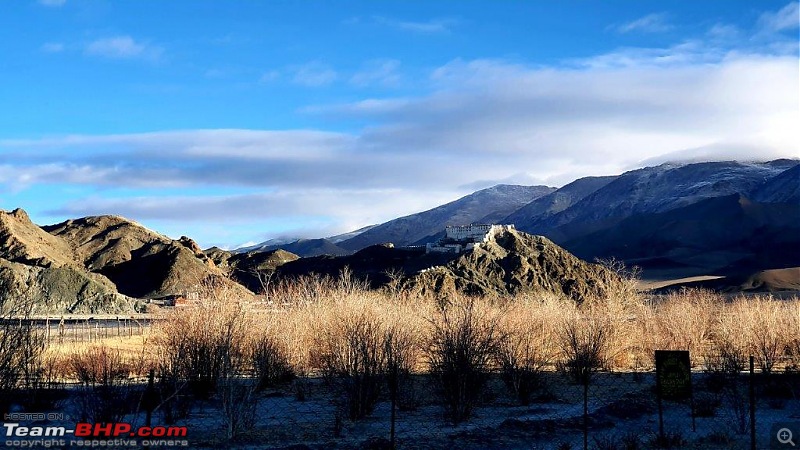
1, 158, 798, 314
0, 210, 249, 314
260, 159, 799, 278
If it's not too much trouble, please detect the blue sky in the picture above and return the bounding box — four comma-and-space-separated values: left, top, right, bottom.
1, 1, 798, 248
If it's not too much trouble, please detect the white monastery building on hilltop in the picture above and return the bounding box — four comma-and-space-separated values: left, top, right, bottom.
425, 224, 515, 254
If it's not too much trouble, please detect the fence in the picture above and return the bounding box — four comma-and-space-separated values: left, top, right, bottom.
26, 316, 152, 344
197, 357, 791, 449
5, 354, 798, 448
20, 354, 772, 449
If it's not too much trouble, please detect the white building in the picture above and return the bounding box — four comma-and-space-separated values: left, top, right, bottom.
426, 224, 514, 254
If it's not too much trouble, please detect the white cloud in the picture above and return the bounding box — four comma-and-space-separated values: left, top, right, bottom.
350, 59, 402, 87
612, 13, 673, 34
259, 70, 280, 83
4, 45, 797, 224
291, 62, 337, 87
758, 1, 799, 33
365, 16, 459, 34
84, 36, 162, 61
41, 42, 65, 53
3, 10, 798, 242
707, 23, 740, 41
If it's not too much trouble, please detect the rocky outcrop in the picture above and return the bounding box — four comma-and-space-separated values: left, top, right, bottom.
405, 229, 622, 302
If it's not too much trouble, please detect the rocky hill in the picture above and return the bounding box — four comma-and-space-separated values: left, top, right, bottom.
404, 228, 622, 301
206, 247, 299, 292
0, 209, 131, 314
0, 208, 76, 268
43, 215, 251, 300
278, 228, 621, 302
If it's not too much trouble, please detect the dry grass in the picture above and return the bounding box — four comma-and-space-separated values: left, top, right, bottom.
41, 277, 800, 385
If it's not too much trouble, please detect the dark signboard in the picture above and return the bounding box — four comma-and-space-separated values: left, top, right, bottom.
655, 350, 692, 401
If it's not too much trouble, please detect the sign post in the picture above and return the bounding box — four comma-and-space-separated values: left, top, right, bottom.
655, 350, 693, 440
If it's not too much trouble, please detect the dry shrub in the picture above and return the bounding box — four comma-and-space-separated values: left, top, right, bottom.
71, 345, 131, 386
427, 296, 502, 423
383, 299, 426, 410
558, 307, 609, 384
582, 292, 641, 370
20, 352, 68, 411
219, 378, 258, 440
155, 283, 259, 440
649, 290, 718, 366
250, 332, 294, 391
710, 299, 753, 373
312, 294, 389, 420
268, 273, 338, 305
495, 294, 561, 404
70, 345, 134, 422
788, 300, 800, 368
747, 297, 792, 373
156, 297, 252, 399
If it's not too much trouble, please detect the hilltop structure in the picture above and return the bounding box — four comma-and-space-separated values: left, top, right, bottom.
425, 224, 515, 254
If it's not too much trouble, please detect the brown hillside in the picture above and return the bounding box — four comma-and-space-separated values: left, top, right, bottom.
0, 208, 130, 313
44, 215, 251, 299
205, 247, 299, 292
740, 267, 800, 292
0, 208, 76, 268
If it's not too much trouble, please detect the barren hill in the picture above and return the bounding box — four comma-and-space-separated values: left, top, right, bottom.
44, 215, 251, 299
563, 194, 800, 276
205, 247, 299, 292
0, 209, 130, 314
0, 208, 76, 268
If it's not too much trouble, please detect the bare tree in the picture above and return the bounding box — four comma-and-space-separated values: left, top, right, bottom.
0, 274, 45, 413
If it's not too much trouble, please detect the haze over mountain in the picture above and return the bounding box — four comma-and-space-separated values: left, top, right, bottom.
338, 185, 556, 251
503, 176, 617, 231
519, 160, 797, 242
280, 159, 800, 284
238, 238, 349, 258
236, 225, 377, 258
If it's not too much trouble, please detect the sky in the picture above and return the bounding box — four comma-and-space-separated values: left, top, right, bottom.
0, 1, 798, 249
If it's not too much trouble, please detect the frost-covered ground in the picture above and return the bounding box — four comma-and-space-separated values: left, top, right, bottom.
6, 371, 798, 449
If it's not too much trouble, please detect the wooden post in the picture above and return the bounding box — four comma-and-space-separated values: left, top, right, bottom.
750, 356, 756, 450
